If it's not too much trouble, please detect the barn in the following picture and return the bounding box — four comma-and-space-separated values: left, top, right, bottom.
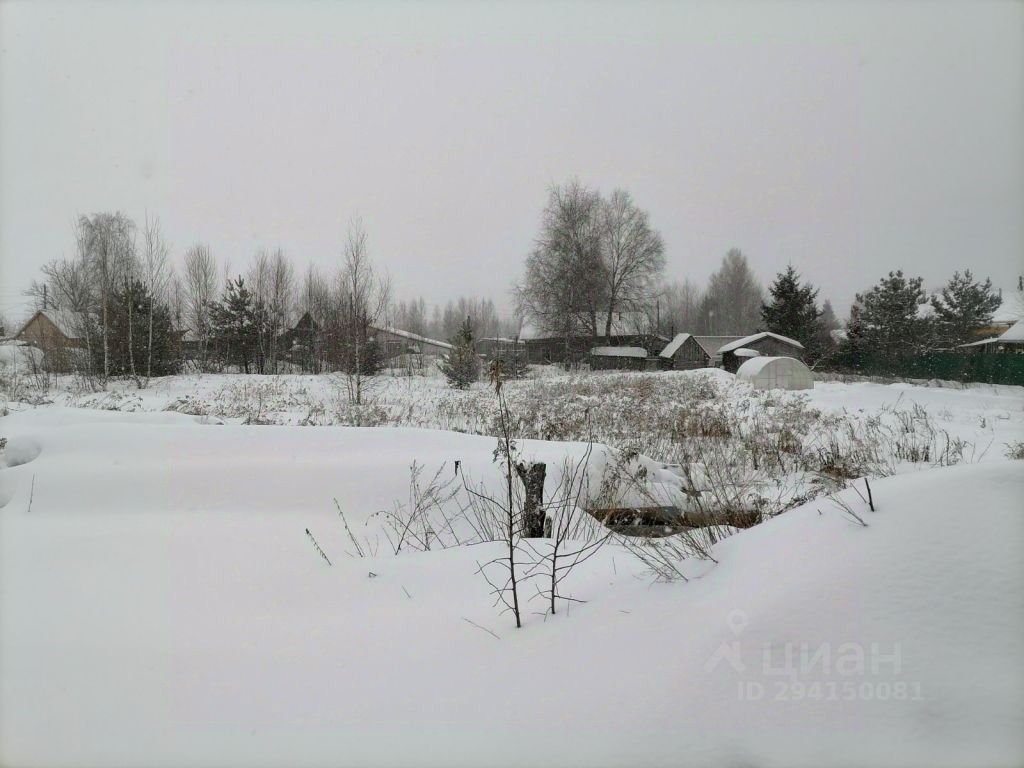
737, 356, 814, 391
717, 332, 804, 373
659, 333, 708, 370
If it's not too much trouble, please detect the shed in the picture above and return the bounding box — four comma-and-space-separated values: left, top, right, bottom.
659, 333, 708, 370
717, 332, 804, 373
589, 346, 649, 371
737, 356, 814, 391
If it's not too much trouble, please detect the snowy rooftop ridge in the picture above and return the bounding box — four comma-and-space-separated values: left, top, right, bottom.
590, 346, 648, 358
717, 331, 804, 354
958, 319, 1024, 347
371, 325, 453, 350
15, 309, 92, 340
999, 319, 1024, 343
991, 291, 1024, 325
659, 333, 692, 358
691, 335, 745, 357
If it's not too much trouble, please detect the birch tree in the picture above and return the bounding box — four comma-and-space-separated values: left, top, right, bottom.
141, 215, 172, 384
597, 188, 665, 342
183, 244, 218, 370
337, 217, 390, 404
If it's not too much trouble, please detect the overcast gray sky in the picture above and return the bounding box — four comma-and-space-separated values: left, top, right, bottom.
1, 0, 1021, 323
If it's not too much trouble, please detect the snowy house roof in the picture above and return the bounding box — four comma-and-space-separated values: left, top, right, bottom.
478, 336, 525, 345
992, 292, 1024, 325
371, 325, 453, 351
659, 333, 692, 359
733, 348, 761, 358
520, 312, 666, 342
717, 331, 804, 354
590, 346, 648, 358
957, 337, 1002, 348
999, 319, 1024, 343
956, 320, 1024, 347
691, 336, 745, 357
15, 309, 91, 340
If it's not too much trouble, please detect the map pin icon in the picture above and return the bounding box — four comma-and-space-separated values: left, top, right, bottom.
726, 609, 748, 636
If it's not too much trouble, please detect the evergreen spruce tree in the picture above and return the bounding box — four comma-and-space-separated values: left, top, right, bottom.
440, 316, 480, 389
853, 270, 929, 361
210, 277, 259, 373
93, 279, 180, 377
929, 270, 1001, 346
761, 265, 821, 348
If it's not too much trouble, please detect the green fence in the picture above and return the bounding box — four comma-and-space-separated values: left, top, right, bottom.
824, 351, 1024, 386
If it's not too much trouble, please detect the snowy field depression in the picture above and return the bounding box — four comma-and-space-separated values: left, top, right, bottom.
1, 368, 1023, 767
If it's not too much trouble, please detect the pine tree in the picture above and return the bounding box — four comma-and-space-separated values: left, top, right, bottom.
929, 270, 1001, 345
761, 265, 821, 348
853, 270, 929, 360
440, 316, 480, 389
210, 277, 260, 373
93, 279, 180, 378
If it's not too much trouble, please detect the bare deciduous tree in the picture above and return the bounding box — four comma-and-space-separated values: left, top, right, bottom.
517, 180, 604, 345
597, 188, 665, 342
336, 217, 390, 404
141, 214, 172, 384
183, 244, 218, 370
298, 264, 332, 372
76, 212, 137, 379
703, 248, 764, 334
662, 278, 707, 335
517, 181, 666, 348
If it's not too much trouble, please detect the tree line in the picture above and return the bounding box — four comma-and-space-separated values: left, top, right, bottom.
514, 179, 1008, 369
20, 183, 1010, 387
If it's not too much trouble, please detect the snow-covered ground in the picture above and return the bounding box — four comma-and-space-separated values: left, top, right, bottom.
1, 370, 1023, 766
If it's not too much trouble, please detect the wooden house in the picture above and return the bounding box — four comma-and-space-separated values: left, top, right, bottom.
13, 309, 91, 371
658, 333, 708, 370
959, 320, 1024, 354
717, 332, 805, 373
589, 346, 653, 371
690, 336, 745, 368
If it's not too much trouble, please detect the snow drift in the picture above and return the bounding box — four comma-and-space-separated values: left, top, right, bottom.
0, 409, 1022, 767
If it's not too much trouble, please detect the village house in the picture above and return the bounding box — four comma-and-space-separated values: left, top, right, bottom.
715, 332, 805, 373
958, 319, 1024, 354
13, 309, 91, 371
370, 325, 453, 361
589, 346, 657, 371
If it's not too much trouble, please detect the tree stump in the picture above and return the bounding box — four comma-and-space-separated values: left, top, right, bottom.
515, 461, 547, 538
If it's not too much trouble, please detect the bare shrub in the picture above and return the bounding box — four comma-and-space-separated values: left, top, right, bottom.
1005, 441, 1024, 460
